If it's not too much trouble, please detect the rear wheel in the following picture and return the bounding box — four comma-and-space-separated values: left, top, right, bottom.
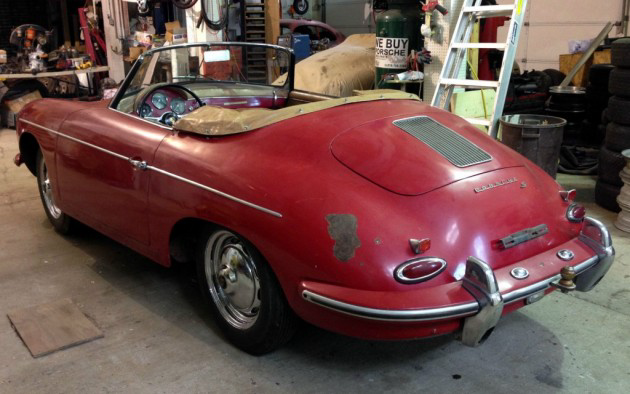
36, 150, 73, 234
196, 227, 297, 354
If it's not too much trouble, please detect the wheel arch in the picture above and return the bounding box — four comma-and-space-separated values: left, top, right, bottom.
168, 217, 216, 265
167, 215, 293, 297
18, 132, 40, 176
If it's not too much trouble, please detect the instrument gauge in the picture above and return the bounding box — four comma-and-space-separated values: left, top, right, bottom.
139, 103, 152, 117
171, 98, 187, 115
151, 92, 168, 109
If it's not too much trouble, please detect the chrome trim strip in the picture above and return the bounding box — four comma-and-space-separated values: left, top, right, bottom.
302, 290, 479, 322
147, 165, 283, 218
20, 119, 129, 161
142, 41, 294, 58
303, 253, 603, 322
21, 119, 283, 218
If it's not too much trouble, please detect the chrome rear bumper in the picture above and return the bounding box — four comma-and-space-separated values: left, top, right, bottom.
302, 217, 614, 345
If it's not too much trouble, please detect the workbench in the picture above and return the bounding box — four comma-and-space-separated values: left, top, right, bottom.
0, 65, 109, 80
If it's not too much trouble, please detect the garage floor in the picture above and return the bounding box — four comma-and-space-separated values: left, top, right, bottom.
0, 128, 629, 393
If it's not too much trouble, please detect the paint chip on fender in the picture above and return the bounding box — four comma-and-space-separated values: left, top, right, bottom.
326, 214, 361, 262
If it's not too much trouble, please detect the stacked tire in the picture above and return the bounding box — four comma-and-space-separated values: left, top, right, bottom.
584, 64, 614, 145
596, 38, 630, 212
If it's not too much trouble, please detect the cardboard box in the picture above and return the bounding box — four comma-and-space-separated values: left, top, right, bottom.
129, 46, 148, 61
165, 20, 181, 43
5, 91, 42, 114
172, 28, 188, 44
559, 49, 612, 87
0, 106, 15, 128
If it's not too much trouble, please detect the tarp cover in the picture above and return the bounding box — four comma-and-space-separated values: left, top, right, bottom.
274, 34, 376, 97
173, 91, 420, 136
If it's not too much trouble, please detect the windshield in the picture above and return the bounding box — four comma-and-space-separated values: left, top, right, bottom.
111, 43, 294, 120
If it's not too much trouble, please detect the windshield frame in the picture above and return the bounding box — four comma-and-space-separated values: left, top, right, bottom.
109, 42, 295, 111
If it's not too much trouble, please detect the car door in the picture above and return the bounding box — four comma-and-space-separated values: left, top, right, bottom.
54, 107, 170, 246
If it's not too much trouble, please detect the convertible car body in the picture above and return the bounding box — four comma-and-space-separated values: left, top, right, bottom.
13, 42, 614, 354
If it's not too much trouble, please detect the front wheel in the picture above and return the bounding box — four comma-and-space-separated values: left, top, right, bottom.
36, 150, 73, 234
196, 227, 297, 354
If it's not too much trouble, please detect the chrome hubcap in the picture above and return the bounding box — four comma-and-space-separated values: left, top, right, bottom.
205, 231, 261, 330
39, 156, 62, 219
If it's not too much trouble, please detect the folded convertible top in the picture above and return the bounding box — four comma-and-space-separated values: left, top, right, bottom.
173, 91, 420, 136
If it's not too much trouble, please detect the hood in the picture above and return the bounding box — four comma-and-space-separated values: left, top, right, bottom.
331, 113, 524, 195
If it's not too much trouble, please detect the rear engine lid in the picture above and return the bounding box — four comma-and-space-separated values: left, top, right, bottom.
331, 114, 524, 195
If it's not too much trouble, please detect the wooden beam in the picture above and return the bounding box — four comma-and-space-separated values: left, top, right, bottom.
60, 0, 72, 47
265, 0, 280, 45
100, 0, 126, 82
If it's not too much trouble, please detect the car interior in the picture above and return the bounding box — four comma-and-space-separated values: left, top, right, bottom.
112, 43, 336, 127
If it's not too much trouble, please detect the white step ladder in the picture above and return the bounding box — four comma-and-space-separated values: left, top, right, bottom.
431, 0, 528, 138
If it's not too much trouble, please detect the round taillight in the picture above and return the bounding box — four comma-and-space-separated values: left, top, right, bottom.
567, 203, 585, 222
394, 258, 447, 284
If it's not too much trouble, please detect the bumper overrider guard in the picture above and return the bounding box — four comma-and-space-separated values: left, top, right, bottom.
301, 217, 614, 346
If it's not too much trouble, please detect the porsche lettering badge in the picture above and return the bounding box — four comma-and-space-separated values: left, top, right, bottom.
474, 177, 517, 193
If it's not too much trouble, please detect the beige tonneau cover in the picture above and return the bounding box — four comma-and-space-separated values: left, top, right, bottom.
173, 90, 420, 136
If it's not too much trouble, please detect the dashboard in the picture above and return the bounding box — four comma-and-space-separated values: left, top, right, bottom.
138, 86, 288, 125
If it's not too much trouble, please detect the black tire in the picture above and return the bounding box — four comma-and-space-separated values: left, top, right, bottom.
602, 108, 609, 125
607, 95, 630, 125
36, 150, 73, 234
196, 226, 298, 355
598, 146, 626, 186
588, 64, 614, 87
598, 123, 607, 141
543, 69, 567, 86
595, 180, 621, 212
586, 86, 610, 123
608, 68, 630, 98
604, 122, 630, 152
293, 0, 309, 15
611, 37, 630, 67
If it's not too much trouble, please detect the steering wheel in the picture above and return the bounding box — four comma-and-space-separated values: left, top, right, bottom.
137, 83, 204, 123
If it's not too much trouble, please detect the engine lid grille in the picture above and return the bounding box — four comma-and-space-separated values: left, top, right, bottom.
392, 116, 492, 167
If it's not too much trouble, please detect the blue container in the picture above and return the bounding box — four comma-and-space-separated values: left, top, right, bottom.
292, 34, 311, 61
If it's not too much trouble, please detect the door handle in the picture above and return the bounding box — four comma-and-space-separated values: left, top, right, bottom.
129, 159, 148, 170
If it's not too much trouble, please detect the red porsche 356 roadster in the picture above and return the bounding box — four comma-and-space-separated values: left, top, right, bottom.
14, 42, 614, 354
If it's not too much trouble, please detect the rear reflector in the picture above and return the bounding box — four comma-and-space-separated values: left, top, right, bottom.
559, 189, 577, 202
394, 258, 447, 284
409, 238, 431, 254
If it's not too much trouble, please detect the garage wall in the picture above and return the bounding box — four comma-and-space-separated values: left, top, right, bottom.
324, 0, 374, 36
497, 0, 625, 71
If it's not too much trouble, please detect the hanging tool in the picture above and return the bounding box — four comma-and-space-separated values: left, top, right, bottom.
421, 1, 449, 38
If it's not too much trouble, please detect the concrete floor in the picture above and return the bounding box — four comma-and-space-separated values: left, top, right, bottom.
0, 127, 629, 393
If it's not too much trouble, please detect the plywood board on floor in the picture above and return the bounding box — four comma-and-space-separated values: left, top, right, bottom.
7, 298, 103, 358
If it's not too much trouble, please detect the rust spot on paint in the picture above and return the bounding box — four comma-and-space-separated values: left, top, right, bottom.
326, 214, 361, 262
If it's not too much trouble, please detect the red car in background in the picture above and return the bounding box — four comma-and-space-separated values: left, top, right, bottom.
13, 42, 614, 355
280, 18, 346, 48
